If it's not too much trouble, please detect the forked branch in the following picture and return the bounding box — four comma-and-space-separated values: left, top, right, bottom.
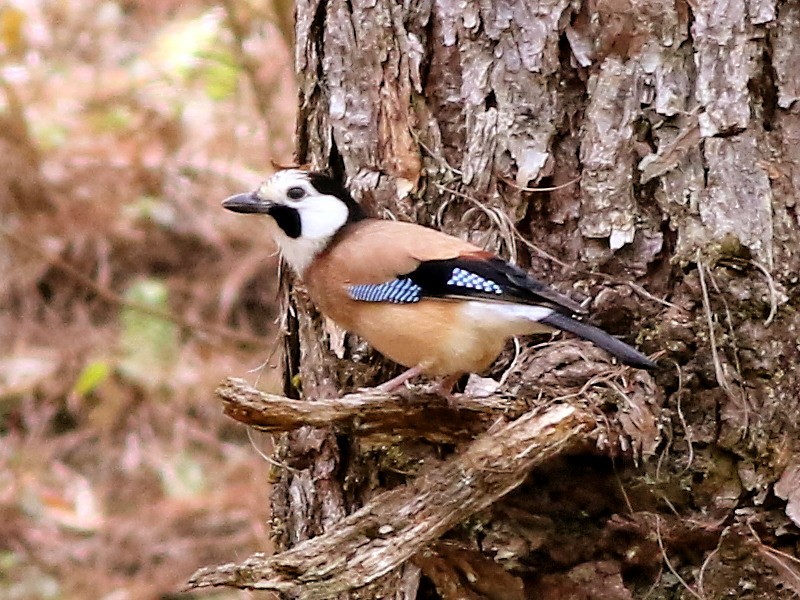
186, 402, 595, 598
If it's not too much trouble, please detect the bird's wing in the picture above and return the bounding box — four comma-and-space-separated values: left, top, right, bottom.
325, 219, 585, 315
404, 253, 586, 314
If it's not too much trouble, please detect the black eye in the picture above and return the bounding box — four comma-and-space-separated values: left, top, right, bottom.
287, 186, 306, 200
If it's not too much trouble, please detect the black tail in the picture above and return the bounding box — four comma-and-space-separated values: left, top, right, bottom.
540, 312, 657, 369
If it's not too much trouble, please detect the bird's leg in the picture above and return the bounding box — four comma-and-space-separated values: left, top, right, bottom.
435, 373, 463, 408
375, 364, 426, 393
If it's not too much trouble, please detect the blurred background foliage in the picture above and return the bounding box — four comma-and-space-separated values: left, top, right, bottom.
0, 1, 296, 597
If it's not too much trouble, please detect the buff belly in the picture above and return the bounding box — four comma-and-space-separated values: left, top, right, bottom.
346, 299, 554, 376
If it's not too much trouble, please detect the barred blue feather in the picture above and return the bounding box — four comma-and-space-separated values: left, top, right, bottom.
348, 278, 422, 304
348, 266, 506, 305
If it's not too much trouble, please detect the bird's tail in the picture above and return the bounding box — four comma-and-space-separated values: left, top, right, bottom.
539, 312, 656, 369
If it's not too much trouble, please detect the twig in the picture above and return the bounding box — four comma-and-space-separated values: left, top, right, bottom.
411, 129, 463, 176
706, 269, 745, 383
587, 271, 680, 309
697, 258, 749, 430
433, 182, 567, 267
696, 257, 738, 407
500, 174, 581, 193
433, 183, 519, 262
747, 259, 779, 326
697, 545, 719, 600
186, 403, 594, 597
655, 515, 705, 600
669, 358, 694, 474
216, 377, 529, 443
246, 427, 301, 474
746, 521, 800, 594
220, 0, 275, 128
498, 337, 523, 387
641, 565, 665, 600
2, 226, 267, 347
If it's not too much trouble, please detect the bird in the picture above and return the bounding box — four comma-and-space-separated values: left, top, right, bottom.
222, 169, 656, 393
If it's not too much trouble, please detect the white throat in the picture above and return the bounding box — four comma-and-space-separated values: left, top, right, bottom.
272, 230, 331, 275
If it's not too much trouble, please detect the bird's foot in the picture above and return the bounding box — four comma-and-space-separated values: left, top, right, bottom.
373, 368, 466, 408
434, 373, 463, 408
374, 364, 426, 394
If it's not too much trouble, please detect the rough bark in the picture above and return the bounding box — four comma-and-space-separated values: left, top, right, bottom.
188, 401, 593, 597
194, 0, 800, 598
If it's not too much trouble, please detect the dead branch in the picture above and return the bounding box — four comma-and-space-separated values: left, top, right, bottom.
1, 226, 267, 347
186, 402, 595, 598
217, 377, 531, 442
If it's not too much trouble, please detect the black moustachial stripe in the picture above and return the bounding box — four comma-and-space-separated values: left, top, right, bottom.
268, 204, 302, 239
306, 172, 366, 224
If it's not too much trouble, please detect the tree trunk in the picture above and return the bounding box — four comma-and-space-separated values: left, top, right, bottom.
209, 1, 800, 598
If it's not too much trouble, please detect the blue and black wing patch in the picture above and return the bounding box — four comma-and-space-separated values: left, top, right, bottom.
346, 255, 586, 315
346, 266, 503, 305
348, 278, 422, 304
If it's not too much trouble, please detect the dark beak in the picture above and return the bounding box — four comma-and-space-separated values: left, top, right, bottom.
221, 192, 273, 214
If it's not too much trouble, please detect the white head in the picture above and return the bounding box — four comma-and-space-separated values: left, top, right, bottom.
222, 169, 365, 273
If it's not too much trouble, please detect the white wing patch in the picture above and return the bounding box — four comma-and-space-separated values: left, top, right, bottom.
446, 268, 503, 295
460, 301, 555, 337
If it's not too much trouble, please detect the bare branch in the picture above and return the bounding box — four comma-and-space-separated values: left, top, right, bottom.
217, 377, 531, 443
1, 226, 267, 348
186, 403, 595, 598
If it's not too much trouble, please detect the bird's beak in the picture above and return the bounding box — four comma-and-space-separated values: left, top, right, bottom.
221, 192, 273, 214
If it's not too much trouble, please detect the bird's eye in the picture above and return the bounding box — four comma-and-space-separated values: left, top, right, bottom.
287, 186, 306, 200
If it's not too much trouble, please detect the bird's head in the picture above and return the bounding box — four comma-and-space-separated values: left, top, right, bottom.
222, 169, 365, 273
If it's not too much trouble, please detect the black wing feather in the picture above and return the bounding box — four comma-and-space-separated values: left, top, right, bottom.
406, 256, 586, 315
344, 255, 655, 369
